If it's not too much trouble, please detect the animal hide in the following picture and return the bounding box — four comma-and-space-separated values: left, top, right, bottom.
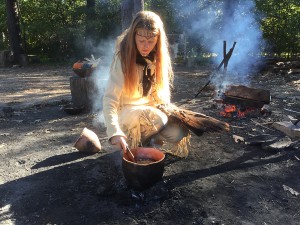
157, 104, 230, 136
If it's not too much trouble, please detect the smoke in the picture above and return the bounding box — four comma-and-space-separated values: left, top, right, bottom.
86, 39, 115, 126
173, 0, 264, 88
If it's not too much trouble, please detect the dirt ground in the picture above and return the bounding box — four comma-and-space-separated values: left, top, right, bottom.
0, 63, 300, 225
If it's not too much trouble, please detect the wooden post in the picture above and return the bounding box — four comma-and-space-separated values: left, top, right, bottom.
194, 41, 237, 98
223, 40, 227, 71
69, 76, 94, 110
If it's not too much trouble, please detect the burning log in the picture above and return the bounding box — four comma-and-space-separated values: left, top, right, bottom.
216, 85, 271, 118
222, 85, 271, 108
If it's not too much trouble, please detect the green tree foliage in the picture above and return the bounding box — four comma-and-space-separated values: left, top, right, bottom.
19, 0, 87, 60
0, 0, 121, 61
255, 0, 300, 57
0, 2, 9, 50
0, 0, 298, 62
145, 0, 178, 33
95, 0, 121, 40
149, 0, 299, 58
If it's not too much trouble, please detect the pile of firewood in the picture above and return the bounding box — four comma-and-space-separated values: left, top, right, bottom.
263, 59, 300, 75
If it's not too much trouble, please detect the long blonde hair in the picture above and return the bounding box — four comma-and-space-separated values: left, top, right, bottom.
116, 11, 173, 101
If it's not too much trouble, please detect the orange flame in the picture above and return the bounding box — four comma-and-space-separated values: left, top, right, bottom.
220, 104, 258, 118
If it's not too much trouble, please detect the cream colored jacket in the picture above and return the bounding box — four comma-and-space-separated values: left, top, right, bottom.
102, 54, 170, 141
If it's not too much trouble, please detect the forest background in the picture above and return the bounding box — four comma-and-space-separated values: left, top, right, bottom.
0, 0, 299, 65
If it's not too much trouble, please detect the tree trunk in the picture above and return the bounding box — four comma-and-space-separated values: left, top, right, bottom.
70, 76, 95, 110
133, 0, 144, 16
85, 0, 96, 55
121, 0, 144, 31
5, 0, 25, 65
222, 0, 235, 44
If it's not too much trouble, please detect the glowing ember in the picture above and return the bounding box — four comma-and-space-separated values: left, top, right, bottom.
220, 104, 260, 118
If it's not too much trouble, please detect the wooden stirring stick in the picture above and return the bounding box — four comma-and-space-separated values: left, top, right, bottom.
126, 146, 136, 162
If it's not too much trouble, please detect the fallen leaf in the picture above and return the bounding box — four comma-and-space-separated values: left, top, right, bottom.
283, 184, 299, 196
232, 135, 244, 143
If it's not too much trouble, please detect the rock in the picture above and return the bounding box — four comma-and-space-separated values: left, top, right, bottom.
273, 121, 300, 138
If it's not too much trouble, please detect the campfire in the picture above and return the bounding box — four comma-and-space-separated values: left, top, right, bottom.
219, 104, 260, 118
216, 85, 271, 118
191, 40, 299, 150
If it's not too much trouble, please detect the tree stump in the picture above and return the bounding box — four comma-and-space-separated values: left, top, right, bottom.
0, 51, 11, 67
70, 76, 95, 110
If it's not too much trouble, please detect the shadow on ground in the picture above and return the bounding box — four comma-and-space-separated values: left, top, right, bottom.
1, 147, 300, 225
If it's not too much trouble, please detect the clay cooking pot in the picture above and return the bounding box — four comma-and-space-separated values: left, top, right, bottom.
122, 147, 165, 190
73, 127, 101, 153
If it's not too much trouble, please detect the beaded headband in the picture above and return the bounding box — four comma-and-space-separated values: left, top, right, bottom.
136, 28, 158, 39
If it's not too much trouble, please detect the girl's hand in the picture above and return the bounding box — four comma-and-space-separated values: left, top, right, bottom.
110, 135, 127, 153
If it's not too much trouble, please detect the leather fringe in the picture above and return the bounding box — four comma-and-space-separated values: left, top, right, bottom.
162, 132, 191, 158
